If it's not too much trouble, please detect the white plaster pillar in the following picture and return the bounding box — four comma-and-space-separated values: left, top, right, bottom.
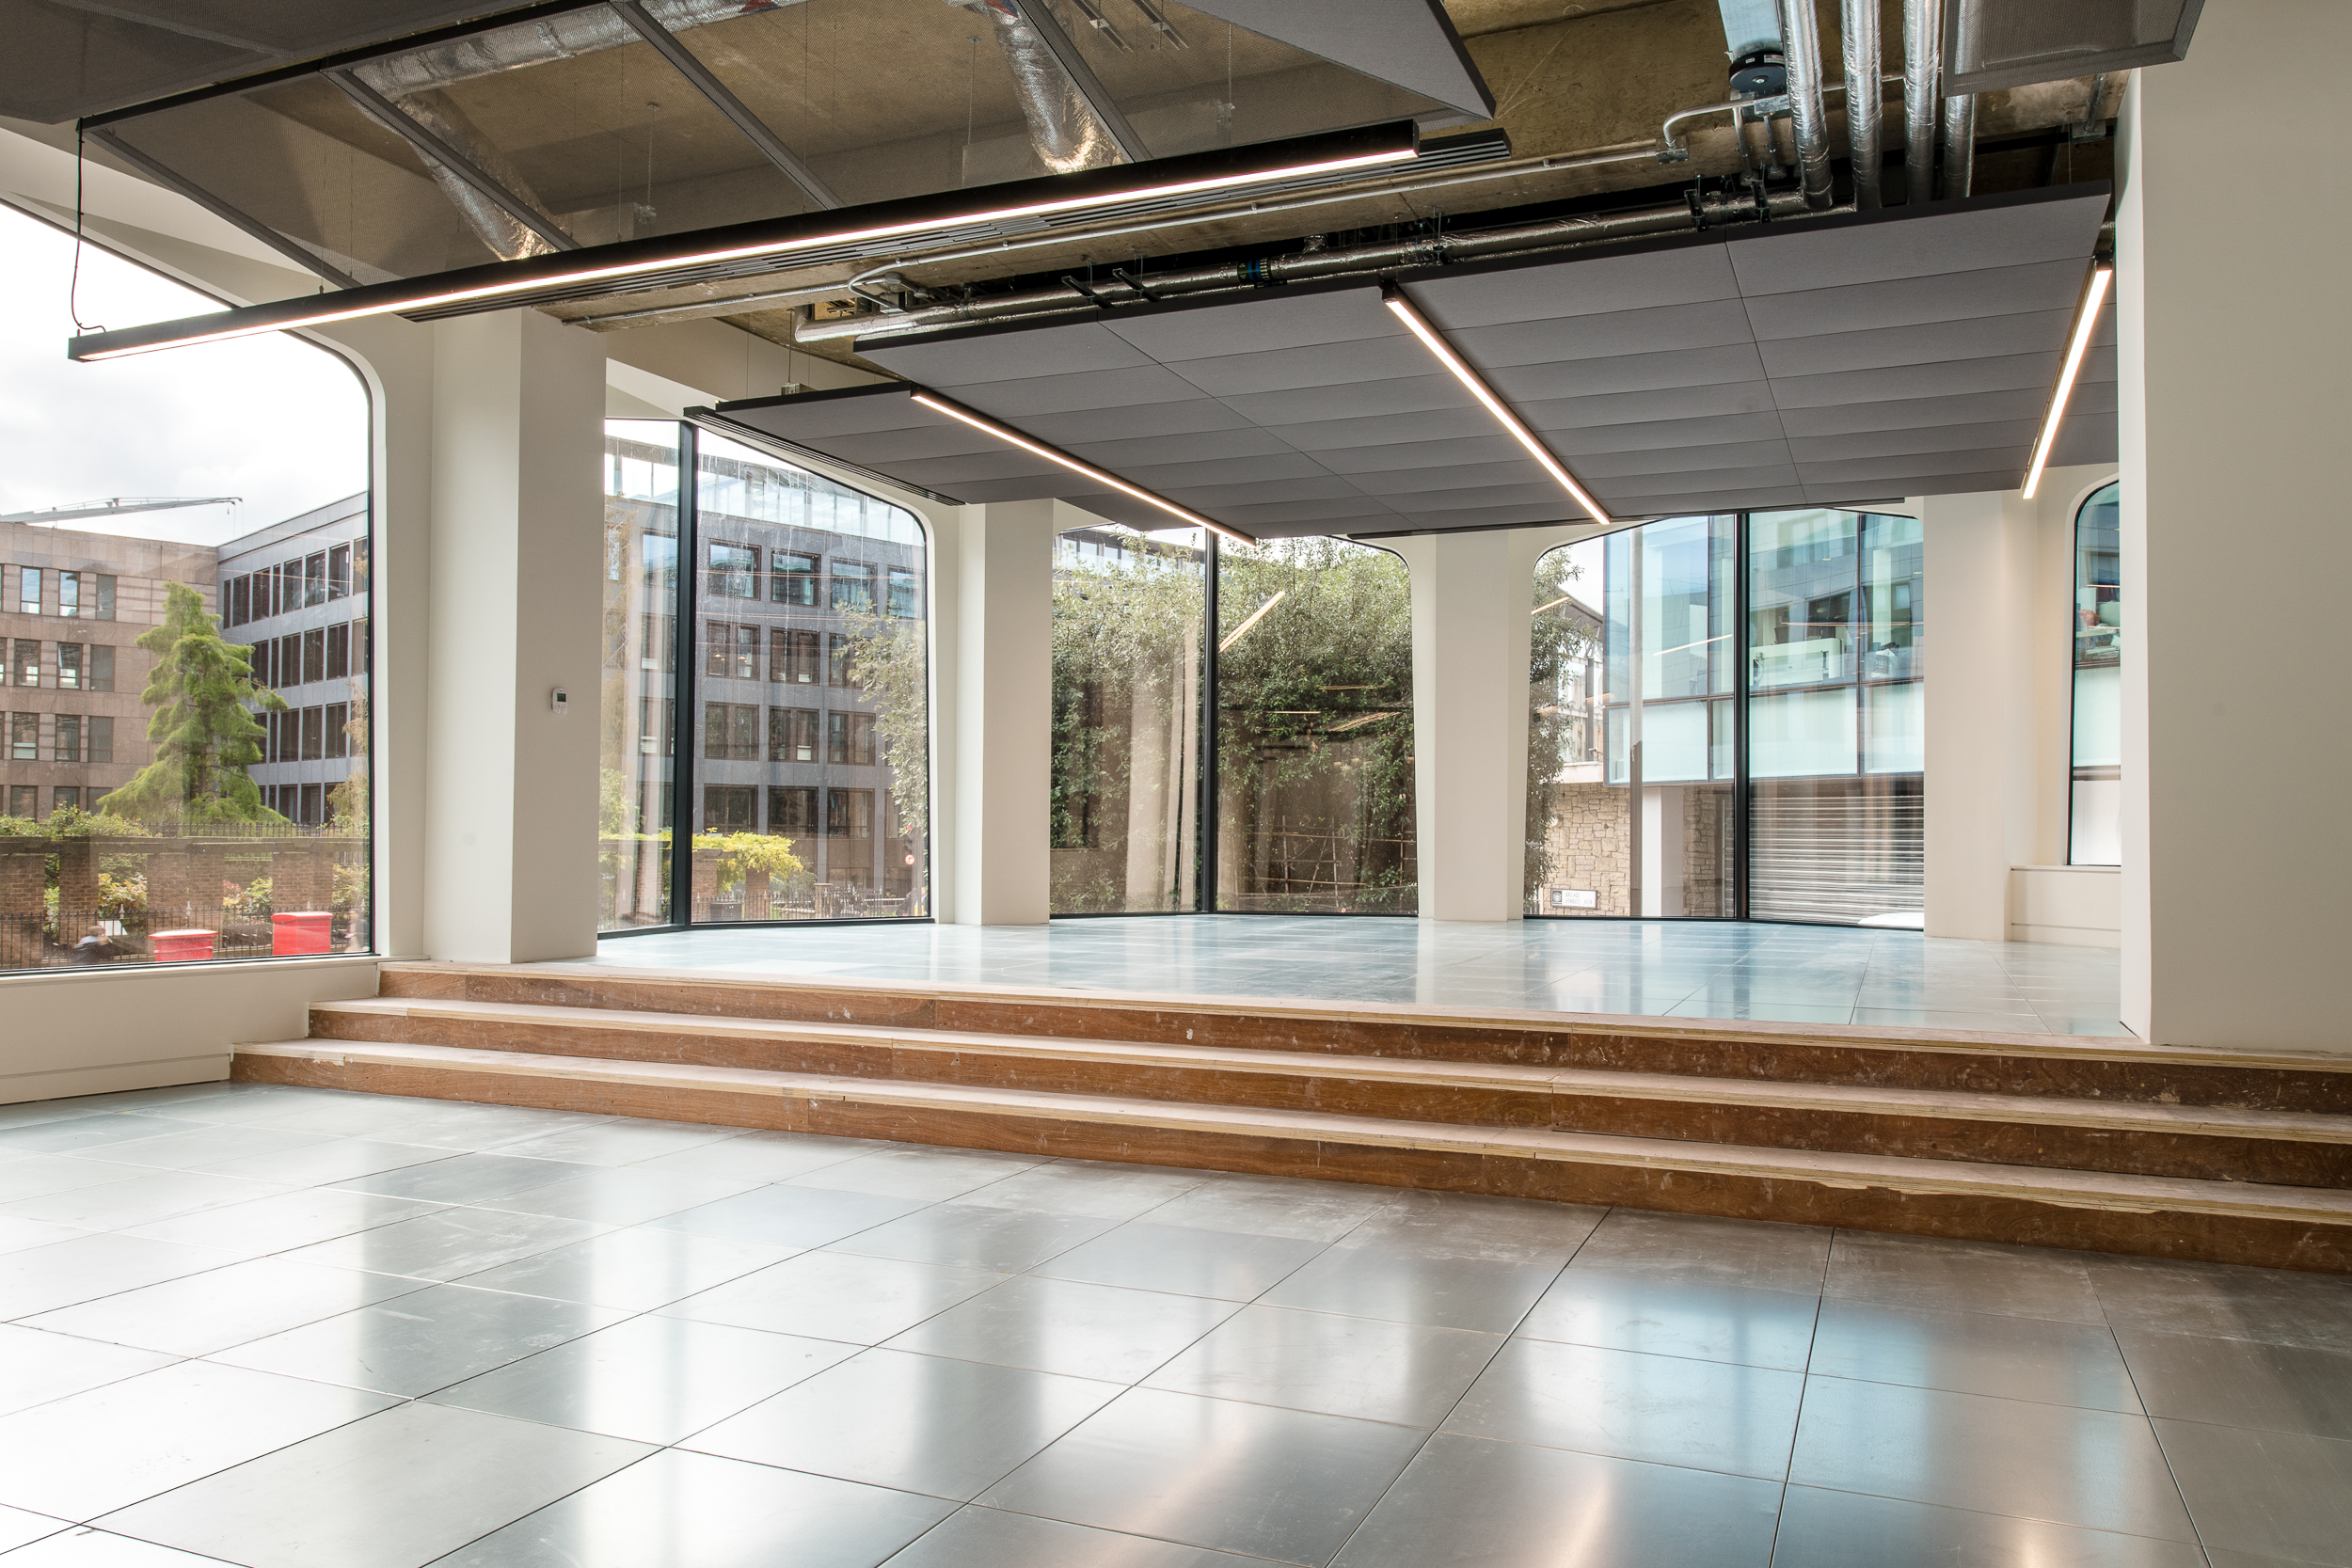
419, 310, 607, 962
2118, 5, 2352, 1051
1921, 489, 2038, 941
939, 499, 1057, 925
1391, 527, 1576, 922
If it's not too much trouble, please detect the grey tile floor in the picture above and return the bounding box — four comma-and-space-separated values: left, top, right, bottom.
4, 1082, 2346, 1566
586, 915, 2129, 1036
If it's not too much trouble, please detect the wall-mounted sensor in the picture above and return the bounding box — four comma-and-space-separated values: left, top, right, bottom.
551, 688, 569, 715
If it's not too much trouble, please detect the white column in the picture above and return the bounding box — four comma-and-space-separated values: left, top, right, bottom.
419, 310, 607, 962
1921, 489, 2039, 941
2119, 3, 2350, 1050
939, 499, 1056, 925
1391, 527, 1576, 922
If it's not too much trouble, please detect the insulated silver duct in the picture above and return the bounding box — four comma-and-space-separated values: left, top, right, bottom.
980, 0, 1123, 174
1941, 91, 1975, 198
1774, 0, 1833, 210
1901, 0, 1942, 205
1840, 0, 1883, 208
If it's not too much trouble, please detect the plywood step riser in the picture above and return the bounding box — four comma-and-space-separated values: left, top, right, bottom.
309, 1007, 2352, 1188
232, 1050, 2352, 1275
375, 967, 2352, 1114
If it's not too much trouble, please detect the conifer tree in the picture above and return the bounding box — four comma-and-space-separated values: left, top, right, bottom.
101, 581, 286, 824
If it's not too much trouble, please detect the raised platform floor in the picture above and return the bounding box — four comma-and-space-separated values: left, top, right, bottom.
586, 916, 2128, 1037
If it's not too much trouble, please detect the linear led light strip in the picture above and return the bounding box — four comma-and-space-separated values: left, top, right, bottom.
70, 135, 1417, 362
910, 392, 1257, 545
1381, 286, 1613, 527
2021, 265, 2115, 500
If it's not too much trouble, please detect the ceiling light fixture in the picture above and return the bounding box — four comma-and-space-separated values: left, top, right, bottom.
69, 122, 1420, 362
1218, 590, 1287, 651
2021, 265, 2114, 500
909, 392, 1258, 545
1381, 285, 1613, 527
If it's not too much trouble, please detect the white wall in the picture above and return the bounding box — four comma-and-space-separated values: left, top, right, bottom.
2118, 3, 2352, 1051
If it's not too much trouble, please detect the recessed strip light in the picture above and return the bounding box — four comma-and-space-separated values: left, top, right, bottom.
1381, 286, 1613, 527
68, 122, 1420, 362
2021, 265, 2114, 500
909, 391, 1258, 546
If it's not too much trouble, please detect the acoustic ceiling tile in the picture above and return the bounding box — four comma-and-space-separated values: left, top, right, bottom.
1018, 398, 1251, 445
1858, 469, 2035, 501
2076, 343, 2118, 384
862, 321, 1152, 385
1216, 371, 1467, 425
1115, 451, 1333, 491
883, 449, 1071, 486
1165, 332, 1433, 397
1357, 479, 1569, 512
1446, 298, 1756, 370
1766, 351, 2061, 409
1740, 258, 2090, 341
809, 426, 1008, 466
937, 475, 1090, 502
1487, 342, 1769, 402
1546, 409, 1790, 455
1756, 309, 2078, 379
2046, 420, 2120, 467
1103, 285, 1391, 360
1157, 475, 1369, 508
2066, 382, 2119, 416
1254, 404, 1501, 453
1518, 379, 1783, 432
1215, 494, 1408, 525
1624, 484, 1810, 515
1381, 499, 1596, 530
1408, 242, 1740, 329
1787, 419, 2042, 462
946, 363, 1215, 417
1311, 433, 1530, 473
1772, 387, 2049, 436
1597, 463, 1802, 500
708, 389, 927, 441
1797, 446, 2031, 485
1574, 437, 1797, 480
1725, 189, 2108, 295
1060, 425, 1304, 468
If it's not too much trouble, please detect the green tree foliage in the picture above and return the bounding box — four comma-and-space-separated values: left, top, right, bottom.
1526, 546, 1600, 902
102, 581, 286, 825
327, 695, 369, 832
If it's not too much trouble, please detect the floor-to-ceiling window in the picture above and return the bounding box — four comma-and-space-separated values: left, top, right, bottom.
2, 206, 372, 974
1214, 536, 1415, 914
691, 431, 930, 922
1747, 509, 1925, 926
2069, 482, 2122, 865
1526, 508, 1927, 927
598, 421, 679, 931
1050, 524, 1203, 914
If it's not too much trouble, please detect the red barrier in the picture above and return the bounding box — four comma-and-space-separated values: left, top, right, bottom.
150, 928, 218, 963
271, 911, 334, 956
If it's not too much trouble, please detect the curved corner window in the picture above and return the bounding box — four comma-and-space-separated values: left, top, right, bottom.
2, 206, 371, 974
2069, 482, 2122, 864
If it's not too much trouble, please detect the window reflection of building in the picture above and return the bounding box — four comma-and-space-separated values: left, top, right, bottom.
2070, 483, 2122, 864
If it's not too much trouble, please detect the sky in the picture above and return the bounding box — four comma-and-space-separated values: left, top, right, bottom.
0, 205, 369, 546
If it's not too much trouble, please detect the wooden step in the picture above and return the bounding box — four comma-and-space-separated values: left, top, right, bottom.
311, 996, 2352, 1188
378, 960, 2352, 1113
232, 1037, 2352, 1275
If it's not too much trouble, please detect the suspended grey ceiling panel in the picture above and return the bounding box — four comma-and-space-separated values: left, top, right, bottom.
701, 185, 2115, 537
1176, 0, 1493, 119
1945, 0, 2203, 96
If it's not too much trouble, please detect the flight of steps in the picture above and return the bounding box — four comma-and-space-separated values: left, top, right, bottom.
233, 960, 2352, 1273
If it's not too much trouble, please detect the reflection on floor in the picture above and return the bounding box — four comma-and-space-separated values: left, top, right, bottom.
4, 1083, 2341, 1567
591, 915, 2127, 1037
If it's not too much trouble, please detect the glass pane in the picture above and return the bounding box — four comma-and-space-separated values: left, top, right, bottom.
1216, 536, 1413, 914
1051, 524, 1204, 914
2071, 482, 2122, 866
3, 206, 371, 972
1527, 538, 1617, 915
691, 431, 929, 922
601, 420, 680, 931
1748, 509, 1925, 926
